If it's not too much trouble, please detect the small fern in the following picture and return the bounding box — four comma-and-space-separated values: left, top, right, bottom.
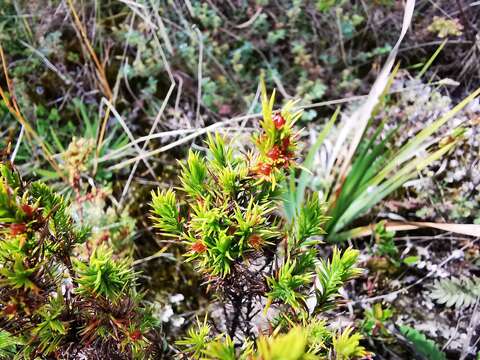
429, 276, 480, 308
399, 325, 446, 360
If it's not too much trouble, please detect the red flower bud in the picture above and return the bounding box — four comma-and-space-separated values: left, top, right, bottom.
4, 303, 17, 315
130, 329, 142, 341
21, 204, 34, 217
282, 136, 291, 150
267, 146, 281, 161
99, 232, 110, 243
10, 223, 27, 236
191, 241, 207, 253
257, 162, 272, 176
272, 113, 286, 129
248, 234, 264, 250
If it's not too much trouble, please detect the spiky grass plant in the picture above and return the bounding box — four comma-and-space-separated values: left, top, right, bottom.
283, 68, 480, 242
0, 163, 158, 358
152, 84, 368, 358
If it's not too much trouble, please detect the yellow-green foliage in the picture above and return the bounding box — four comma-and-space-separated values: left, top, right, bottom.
0, 163, 157, 358
164, 88, 368, 359
151, 85, 299, 277
178, 318, 370, 360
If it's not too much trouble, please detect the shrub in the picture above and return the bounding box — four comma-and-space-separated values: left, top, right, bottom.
0, 163, 159, 358
151, 84, 368, 358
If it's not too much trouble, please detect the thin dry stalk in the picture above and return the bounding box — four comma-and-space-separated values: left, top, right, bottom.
0, 44, 66, 181
66, 0, 112, 99
335, 0, 416, 190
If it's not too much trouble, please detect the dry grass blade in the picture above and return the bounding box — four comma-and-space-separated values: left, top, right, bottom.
66, 0, 112, 99
119, 82, 175, 203
19, 40, 72, 85
107, 117, 247, 171
149, 0, 173, 55
336, 0, 416, 182
235, 7, 263, 29
338, 221, 480, 240
10, 125, 24, 164
194, 26, 204, 127
100, 98, 157, 180
66, 0, 114, 171
0, 43, 66, 181
118, 3, 177, 203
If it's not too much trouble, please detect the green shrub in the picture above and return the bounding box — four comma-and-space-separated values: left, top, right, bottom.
152, 84, 368, 359
0, 163, 158, 358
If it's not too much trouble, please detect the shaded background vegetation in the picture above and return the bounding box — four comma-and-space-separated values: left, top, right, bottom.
1, 0, 480, 358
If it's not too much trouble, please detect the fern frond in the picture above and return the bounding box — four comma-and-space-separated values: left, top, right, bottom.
430, 276, 480, 308
399, 325, 446, 360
